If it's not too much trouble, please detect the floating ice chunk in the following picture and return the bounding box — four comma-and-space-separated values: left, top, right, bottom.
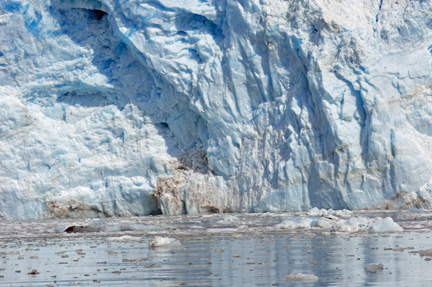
101, 225, 122, 232
121, 224, 152, 231
275, 218, 314, 229
365, 263, 384, 272
333, 216, 370, 233
55, 225, 70, 233
237, 225, 249, 231
206, 228, 238, 233
311, 218, 333, 228
106, 235, 142, 242
56, 225, 91, 233
307, 207, 328, 217
419, 249, 432, 257
217, 215, 239, 224
369, 217, 403, 233
307, 208, 353, 219
333, 209, 354, 218
149, 236, 181, 248
285, 273, 319, 282
275, 220, 296, 229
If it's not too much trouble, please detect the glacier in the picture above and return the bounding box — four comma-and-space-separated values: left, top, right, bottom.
0, 0, 432, 219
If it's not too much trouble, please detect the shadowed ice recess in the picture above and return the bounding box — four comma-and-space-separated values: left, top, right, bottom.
0, 0, 432, 219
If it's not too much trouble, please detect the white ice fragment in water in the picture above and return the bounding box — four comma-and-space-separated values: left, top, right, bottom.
306, 207, 353, 218
275, 218, 314, 229
274, 220, 297, 229
365, 263, 384, 272
237, 225, 249, 231
121, 224, 151, 231
307, 207, 328, 217
311, 218, 333, 229
369, 217, 403, 233
149, 236, 181, 248
285, 273, 319, 282
106, 235, 142, 242
217, 215, 239, 224
101, 225, 122, 232
333, 209, 353, 218
333, 216, 370, 233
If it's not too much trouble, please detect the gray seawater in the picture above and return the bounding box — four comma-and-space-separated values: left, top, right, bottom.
0, 211, 432, 286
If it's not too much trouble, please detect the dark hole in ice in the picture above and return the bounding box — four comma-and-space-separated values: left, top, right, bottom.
159, 122, 169, 129
64, 225, 101, 233
149, 209, 163, 216
89, 9, 108, 20
64, 226, 77, 233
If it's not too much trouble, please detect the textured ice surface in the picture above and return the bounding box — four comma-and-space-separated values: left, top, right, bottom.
369, 217, 403, 233
1, 0, 432, 219
274, 209, 403, 233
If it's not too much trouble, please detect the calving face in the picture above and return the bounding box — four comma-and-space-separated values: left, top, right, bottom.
0, 0, 432, 219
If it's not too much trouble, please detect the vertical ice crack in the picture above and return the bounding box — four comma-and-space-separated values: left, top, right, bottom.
376, 0, 383, 23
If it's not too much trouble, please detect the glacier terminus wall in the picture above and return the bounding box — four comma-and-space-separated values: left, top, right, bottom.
1, 0, 432, 219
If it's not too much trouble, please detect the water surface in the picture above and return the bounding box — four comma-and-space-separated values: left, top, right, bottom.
0, 211, 432, 286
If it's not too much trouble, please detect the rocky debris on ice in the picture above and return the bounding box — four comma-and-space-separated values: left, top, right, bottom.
382, 191, 432, 210
365, 263, 384, 272
285, 273, 319, 282
27, 269, 39, 275
55, 221, 154, 233
419, 249, 432, 257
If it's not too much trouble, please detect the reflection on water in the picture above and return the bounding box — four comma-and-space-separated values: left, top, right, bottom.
0, 212, 432, 286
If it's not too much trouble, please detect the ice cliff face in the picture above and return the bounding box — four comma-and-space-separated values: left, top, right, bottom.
1, 0, 432, 219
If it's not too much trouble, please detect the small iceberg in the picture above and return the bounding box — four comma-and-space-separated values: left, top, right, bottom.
149, 236, 181, 248
369, 217, 403, 233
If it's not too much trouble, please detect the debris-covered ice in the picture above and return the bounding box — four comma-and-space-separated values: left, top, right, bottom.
365, 264, 384, 272
285, 273, 319, 282
419, 249, 432, 257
